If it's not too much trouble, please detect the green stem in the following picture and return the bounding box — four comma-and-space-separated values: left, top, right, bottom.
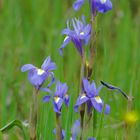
79, 56, 86, 140
56, 113, 62, 140
29, 89, 38, 140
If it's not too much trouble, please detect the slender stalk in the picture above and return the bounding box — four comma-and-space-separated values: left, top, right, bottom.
29, 89, 38, 140
79, 56, 86, 140
87, 1, 98, 133
55, 113, 62, 140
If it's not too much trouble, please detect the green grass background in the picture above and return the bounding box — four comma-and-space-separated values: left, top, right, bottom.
0, 0, 140, 139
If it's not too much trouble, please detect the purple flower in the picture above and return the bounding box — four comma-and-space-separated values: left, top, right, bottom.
43, 81, 70, 114
88, 138, 96, 140
70, 120, 80, 140
74, 78, 110, 114
21, 56, 56, 90
59, 16, 91, 57
73, 0, 112, 14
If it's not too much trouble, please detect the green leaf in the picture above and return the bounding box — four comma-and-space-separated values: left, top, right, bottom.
0, 120, 24, 133
0, 120, 28, 139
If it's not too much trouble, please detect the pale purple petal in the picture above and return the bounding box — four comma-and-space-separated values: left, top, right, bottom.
97, 85, 103, 94
74, 95, 89, 112
21, 64, 36, 72
64, 95, 70, 107
59, 36, 71, 56
46, 72, 55, 88
91, 97, 103, 113
41, 87, 52, 93
73, 0, 84, 11
41, 56, 56, 72
43, 95, 51, 103
71, 120, 80, 139
28, 69, 48, 89
88, 138, 96, 140
105, 104, 110, 114
53, 97, 63, 114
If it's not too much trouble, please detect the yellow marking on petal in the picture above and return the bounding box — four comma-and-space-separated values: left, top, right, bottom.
80, 31, 84, 35
95, 96, 102, 104
37, 69, 45, 75
124, 111, 139, 125
64, 36, 69, 42
100, 0, 106, 4
54, 97, 60, 103
80, 94, 86, 100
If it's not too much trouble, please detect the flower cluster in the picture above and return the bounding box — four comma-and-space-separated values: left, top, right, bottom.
20, 0, 129, 139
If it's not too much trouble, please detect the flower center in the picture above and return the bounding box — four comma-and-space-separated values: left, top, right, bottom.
37, 69, 45, 75
95, 96, 102, 103
100, 0, 106, 4
54, 97, 60, 103
80, 93, 86, 100
80, 31, 84, 35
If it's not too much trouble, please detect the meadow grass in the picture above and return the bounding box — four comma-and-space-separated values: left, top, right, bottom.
0, 0, 140, 139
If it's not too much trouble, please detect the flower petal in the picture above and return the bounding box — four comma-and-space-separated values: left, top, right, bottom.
41, 56, 56, 72
91, 97, 110, 114
46, 72, 55, 88
53, 97, 63, 114
41, 87, 52, 93
59, 36, 71, 56
21, 64, 36, 72
73, 0, 84, 11
28, 69, 47, 89
71, 120, 80, 139
91, 97, 103, 113
95, 0, 112, 13
74, 94, 88, 112
88, 138, 96, 140
105, 104, 110, 114
43, 95, 51, 103
64, 94, 70, 107
54, 81, 68, 97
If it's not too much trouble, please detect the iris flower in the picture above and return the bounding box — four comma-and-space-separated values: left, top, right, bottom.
43, 81, 70, 114
21, 56, 56, 90
74, 78, 110, 114
53, 120, 95, 140
73, 0, 112, 14
59, 16, 91, 57
71, 120, 80, 140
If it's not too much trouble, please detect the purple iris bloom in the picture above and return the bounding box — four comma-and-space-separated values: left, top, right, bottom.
43, 81, 70, 114
73, 0, 112, 14
70, 120, 80, 140
74, 78, 110, 114
53, 129, 65, 140
59, 16, 91, 57
21, 56, 56, 90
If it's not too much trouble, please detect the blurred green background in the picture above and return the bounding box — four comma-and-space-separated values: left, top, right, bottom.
0, 0, 140, 139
